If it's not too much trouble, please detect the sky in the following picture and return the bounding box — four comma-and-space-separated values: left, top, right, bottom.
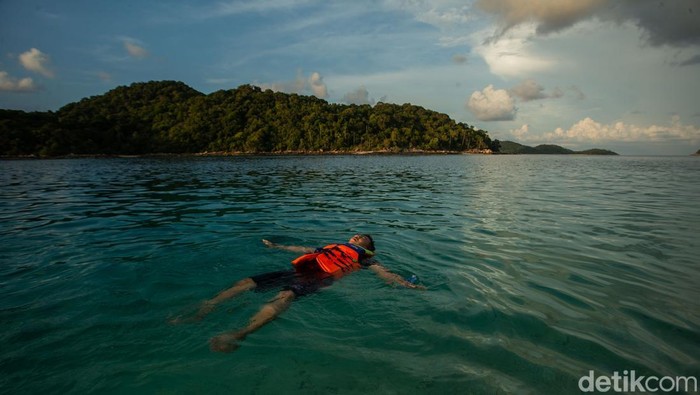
1, 0, 699, 155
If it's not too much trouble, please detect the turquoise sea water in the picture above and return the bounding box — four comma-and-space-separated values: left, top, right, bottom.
1, 155, 699, 394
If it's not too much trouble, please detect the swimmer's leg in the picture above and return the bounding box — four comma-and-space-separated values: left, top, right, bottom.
210, 289, 296, 353
170, 278, 257, 324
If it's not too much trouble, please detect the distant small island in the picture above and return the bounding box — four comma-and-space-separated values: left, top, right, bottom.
694, 149, 700, 156
497, 140, 618, 155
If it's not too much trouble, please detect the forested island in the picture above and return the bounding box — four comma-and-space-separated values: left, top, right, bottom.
1, 81, 497, 157
498, 140, 618, 155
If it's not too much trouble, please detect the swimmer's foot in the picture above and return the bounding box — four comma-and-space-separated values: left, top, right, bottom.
170, 302, 218, 325
209, 333, 244, 353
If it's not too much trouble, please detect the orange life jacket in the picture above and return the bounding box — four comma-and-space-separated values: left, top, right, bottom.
291, 243, 373, 274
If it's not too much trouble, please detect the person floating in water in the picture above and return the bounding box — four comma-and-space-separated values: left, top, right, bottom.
173, 234, 424, 352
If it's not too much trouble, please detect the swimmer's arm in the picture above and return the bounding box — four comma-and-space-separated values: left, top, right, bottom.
262, 239, 315, 254
368, 263, 426, 290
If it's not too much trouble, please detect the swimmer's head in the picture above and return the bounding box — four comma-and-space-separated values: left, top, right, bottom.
350, 234, 375, 252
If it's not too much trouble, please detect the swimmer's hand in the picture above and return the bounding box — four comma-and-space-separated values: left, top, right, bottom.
369, 264, 426, 290
405, 282, 427, 290
262, 239, 276, 248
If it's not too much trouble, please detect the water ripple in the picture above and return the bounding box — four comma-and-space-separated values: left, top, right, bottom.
1, 155, 699, 393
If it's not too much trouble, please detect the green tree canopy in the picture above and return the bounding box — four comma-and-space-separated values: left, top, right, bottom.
1, 81, 494, 156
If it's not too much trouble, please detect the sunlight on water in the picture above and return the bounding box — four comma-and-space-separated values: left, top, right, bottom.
1, 155, 699, 393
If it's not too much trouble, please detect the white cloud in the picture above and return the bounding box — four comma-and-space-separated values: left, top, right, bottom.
383, 0, 475, 28
472, 24, 555, 78
413, 6, 474, 28
257, 70, 327, 98
550, 86, 564, 99
19, 48, 54, 78
342, 86, 373, 105
438, 35, 473, 48
508, 79, 577, 102
124, 40, 149, 58
467, 85, 516, 121
510, 78, 548, 101
196, 0, 312, 19
0, 71, 36, 92
257, 79, 302, 94
543, 116, 700, 143
510, 124, 529, 139
308, 72, 328, 98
